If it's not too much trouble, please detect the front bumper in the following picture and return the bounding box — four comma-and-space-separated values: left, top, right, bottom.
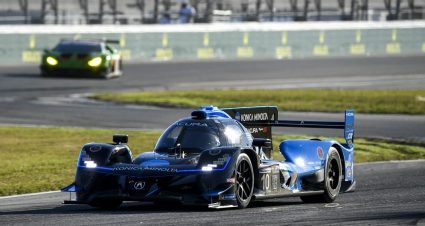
40, 65, 107, 77
63, 165, 238, 207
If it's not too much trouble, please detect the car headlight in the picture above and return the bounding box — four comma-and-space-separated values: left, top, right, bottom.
84, 160, 97, 168
87, 57, 102, 67
46, 56, 58, 66
201, 164, 217, 172
79, 150, 97, 168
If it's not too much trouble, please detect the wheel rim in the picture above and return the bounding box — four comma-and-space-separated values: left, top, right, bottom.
327, 158, 340, 190
236, 159, 253, 201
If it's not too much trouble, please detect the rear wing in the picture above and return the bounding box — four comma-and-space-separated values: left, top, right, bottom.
58, 38, 120, 44
223, 107, 354, 157
102, 39, 120, 44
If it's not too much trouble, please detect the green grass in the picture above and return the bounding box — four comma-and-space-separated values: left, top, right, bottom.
1, 126, 425, 196
0, 126, 160, 196
92, 89, 425, 114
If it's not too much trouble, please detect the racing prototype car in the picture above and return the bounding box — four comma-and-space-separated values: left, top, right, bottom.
40, 39, 122, 79
62, 106, 355, 209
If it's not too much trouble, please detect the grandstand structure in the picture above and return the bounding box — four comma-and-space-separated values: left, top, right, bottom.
0, 0, 423, 24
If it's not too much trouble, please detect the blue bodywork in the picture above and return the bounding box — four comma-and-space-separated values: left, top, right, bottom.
62, 106, 355, 208
276, 139, 354, 190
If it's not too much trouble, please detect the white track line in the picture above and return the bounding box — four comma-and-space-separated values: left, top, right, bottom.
356, 159, 425, 165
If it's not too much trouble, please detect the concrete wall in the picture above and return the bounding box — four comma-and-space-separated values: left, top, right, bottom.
1, 21, 425, 65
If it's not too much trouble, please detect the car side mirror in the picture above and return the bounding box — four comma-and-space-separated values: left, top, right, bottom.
253, 138, 272, 148
113, 134, 128, 144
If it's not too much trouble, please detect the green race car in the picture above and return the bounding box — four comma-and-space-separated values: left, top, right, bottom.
40, 39, 123, 79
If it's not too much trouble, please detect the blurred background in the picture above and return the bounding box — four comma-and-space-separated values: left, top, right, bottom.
1, 1, 425, 65
0, 0, 423, 25
0, 1, 425, 224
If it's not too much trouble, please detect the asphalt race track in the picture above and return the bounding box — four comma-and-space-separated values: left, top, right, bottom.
1, 160, 424, 225
0, 56, 425, 225
0, 56, 424, 142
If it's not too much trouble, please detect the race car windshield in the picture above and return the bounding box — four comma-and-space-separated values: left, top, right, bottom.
54, 42, 102, 53
155, 120, 222, 155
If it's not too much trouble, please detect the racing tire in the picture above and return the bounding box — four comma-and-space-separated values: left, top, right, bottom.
89, 199, 122, 210
119, 59, 123, 71
235, 153, 254, 209
40, 69, 51, 77
300, 147, 342, 203
100, 67, 112, 79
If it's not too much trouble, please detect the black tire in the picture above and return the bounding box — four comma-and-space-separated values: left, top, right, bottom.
300, 147, 342, 203
100, 67, 112, 79
89, 199, 122, 210
235, 153, 254, 208
119, 59, 123, 71
40, 69, 50, 77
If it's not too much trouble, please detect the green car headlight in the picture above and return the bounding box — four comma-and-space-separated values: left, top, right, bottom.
88, 57, 102, 67
46, 56, 58, 66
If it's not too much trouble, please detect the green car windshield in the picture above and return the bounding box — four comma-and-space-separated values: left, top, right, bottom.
54, 42, 102, 53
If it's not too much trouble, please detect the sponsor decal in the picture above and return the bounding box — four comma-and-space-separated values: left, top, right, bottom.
317, 147, 324, 160
176, 122, 207, 127
226, 178, 236, 184
264, 174, 270, 190
248, 127, 268, 134
223, 194, 236, 200
346, 124, 354, 129
240, 113, 268, 122
347, 168, 352, 177
212, 154, 230, 166
346, 112, 354, 117
113, 166, 177, 173
143, 167, 178, 173
114, 166, 142, 171
89, 145, 102, 152
134, 181, 146, 190
271, 165, 280, 174
248, 128, 258, 133
272, 175, 279, 190
346, 132, 354, 144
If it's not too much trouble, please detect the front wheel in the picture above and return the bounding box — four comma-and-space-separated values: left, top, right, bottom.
99, 67, 112, 79
235, 153, 254, 208
301, 147, 342, 203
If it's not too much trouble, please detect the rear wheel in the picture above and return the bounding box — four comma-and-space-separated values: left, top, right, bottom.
301, 147, 342, 203
235, 153, 254, 208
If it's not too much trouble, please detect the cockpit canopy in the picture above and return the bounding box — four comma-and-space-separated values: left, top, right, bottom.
154, 118, 253, 155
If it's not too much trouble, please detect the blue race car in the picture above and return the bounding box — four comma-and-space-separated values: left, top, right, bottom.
62, 106, 355, 209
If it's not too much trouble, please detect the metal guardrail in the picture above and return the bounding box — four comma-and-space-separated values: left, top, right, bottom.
1, 21, 424, 65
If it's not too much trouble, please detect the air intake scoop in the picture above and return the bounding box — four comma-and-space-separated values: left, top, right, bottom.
191, 106, 231, 119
